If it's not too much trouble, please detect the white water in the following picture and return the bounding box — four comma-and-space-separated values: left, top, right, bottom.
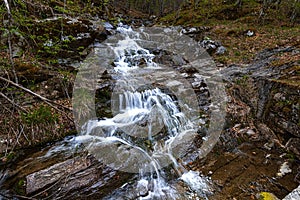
4, 0, 10, 14
76, 23, 213, 199
98, 23, 157, 73
181, 171, 213, 197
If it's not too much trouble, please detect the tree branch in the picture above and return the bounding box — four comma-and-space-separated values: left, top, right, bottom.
0, 91, 28, 113
0, 76, 72, 112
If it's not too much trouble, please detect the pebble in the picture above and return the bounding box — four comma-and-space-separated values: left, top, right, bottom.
246, 129, 256, 136
234, 124, 241, 129
246, 30, 254, 37
263, 142, 274, 150
277, 162, 292, 177
192, 82, 201, 88
216, 46, 227, 55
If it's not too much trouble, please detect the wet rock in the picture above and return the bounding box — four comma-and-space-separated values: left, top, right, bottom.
101, 21, 117, 35
196, 36, 227, 55
33, 16, 108, 65
283, 185, 300, 200
253, 46, 294, 61
103, 22, 114, 30
25, 156, 132, 199
152, 49, 187, 66
137, 179, 149, 197
172, 54, 187, 66
26, 157, 92, 194
192, 81, 201, 88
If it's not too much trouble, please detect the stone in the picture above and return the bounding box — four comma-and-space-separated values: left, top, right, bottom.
192, 81, 201, 88
277, 161, 292, 177
246, 129, 256, 136
103, 22, 114, 30
26, 157, 92, 194
216, 46, 227, 55
25, 155, 132, 199
283, 185, 300, 200
181, 26, 209, 35
200, 38, 222, 54
246, 30, 254, 37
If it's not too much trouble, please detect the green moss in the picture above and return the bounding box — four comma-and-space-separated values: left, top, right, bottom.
258, 192, 278, 200
21, 105, 58, 125
14, 178, 26, 195
17, 179, 25, 187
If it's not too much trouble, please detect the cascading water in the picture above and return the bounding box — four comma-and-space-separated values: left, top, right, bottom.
75, 23, 214, 199
4, 0, 10, 14
0, 23, 227, 200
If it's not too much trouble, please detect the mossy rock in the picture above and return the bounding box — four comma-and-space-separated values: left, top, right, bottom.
257, 192, 279, 200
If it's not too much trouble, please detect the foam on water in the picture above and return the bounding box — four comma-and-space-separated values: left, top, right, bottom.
75, 23, 213, 199
181, 170, 213, 198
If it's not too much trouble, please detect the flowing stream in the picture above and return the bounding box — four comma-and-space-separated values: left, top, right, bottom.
75, 24, 213, 199
0, 23, 225, 199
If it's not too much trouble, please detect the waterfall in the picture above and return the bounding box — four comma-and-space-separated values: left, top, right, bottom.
75, 23, 215, 199
4, 0, 10, 14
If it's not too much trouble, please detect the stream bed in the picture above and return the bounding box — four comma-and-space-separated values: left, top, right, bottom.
0, 23, 299, 200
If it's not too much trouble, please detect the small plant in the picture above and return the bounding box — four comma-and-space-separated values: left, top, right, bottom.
15, 178, 26, 195
21, 105, 58, 125
77, 46, 85, 51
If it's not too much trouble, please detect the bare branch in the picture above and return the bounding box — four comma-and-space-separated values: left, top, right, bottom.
0, 91, 28, 113
0, 76, 72, 112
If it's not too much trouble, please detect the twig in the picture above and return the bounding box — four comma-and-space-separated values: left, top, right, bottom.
0, 91, 28, 113
0, 76, 72, 111
11, 124, 26, 150
0, 101, 14, 115
13, 194, 37, 200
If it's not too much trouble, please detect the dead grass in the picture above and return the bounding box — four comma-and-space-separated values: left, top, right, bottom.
160, 1, 300, 65
210, 22, 300, 65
